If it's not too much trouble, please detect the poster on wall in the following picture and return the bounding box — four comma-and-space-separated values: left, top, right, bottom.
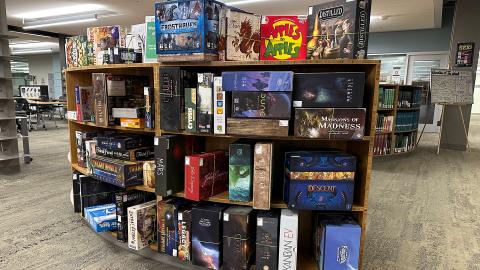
430, 68, 473, 105
455, 42, 475, 67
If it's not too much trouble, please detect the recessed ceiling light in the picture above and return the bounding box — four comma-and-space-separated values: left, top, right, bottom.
14, 4, 103, 19
23, 14, 98, 29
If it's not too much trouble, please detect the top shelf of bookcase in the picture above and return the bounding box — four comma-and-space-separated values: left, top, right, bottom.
65, 63, 158, 72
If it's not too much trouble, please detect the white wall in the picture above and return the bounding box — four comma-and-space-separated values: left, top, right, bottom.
25, 53, 52, 85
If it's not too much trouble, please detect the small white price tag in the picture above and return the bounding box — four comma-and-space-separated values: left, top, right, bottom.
293, 101, 302, 107
178, 213, 183, 221
114, 47, 119, 54
199, 158, 204, 166
257, 218, 263, 227
154, 137, 159, 145
118, 216, 122, 222
279, 120, 289, 127
123, 195, 128, 202
308, 6, 313, 15
185, 157, 190, 166
144, 87, 149, 95
73, 174, 77, 180
167, 190, 172, 196
255, 145, 263, 155
173, 249, 177, 257
223, 213, 229, 221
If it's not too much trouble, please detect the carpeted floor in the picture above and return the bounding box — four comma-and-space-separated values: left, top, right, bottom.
1, 117, 480, 270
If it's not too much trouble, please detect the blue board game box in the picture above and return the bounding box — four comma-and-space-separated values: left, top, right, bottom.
284, 152, 356, 211
155, 0, 223, 60
84, 204, 117, 233
222, 71, 294, 91
315, 215, 361, 270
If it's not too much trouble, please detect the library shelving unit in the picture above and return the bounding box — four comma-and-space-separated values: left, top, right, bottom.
374, 84, 422, 156
0, 0, 20, 171
66, 59, 380, 270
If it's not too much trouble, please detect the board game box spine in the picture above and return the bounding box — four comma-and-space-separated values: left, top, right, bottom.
85, 140, 97, 174
278, 209, 298, 270
292, 72, 365, 108
79, 86, 95, 122
177, 208, 192, 261
253, 142, 273, 210
143, 161, 156, 189
154, 136, 187, 197
128, 200, 156, 250
224, 10, 261, 61
229, 143, 253, 202
222, 71, 294, 92
260, 15, 308, 61
112, 108, 145, 119
213, 76, 227, 134
92, 73, 109, 127
144, 87, 154, 129
72, 173, 81, 213
222, 207, 255, 270
185, 88, 197, 133
120, 118, 145, 129
231, 91, 292, 119
96, 136, 148, 151
197, 73, 214, 133
227, 118, 289, 137
90, 156, 144, 188
256, 211, 279, 270
95, 146, 153, 162
294, 108, 366, 139
157, 198, 167, 253
75, 86, 82, 121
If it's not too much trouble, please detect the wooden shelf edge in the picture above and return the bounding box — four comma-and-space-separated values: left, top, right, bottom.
65, 63, 158, 72
394, 128, 418, 133
70, 120, 156, 133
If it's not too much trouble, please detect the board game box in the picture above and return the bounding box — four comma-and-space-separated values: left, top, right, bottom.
154, 0, 223, 61
260, 16, 308, 61
87, 25, 127, 65
96, 135, 151, 151
278, 209, 298, 270
144, 87, 154, 129
85, 204, 117, 233
294, 108, 366, 139
229, 141, 254, 202
185, 88, 197, 133
253, 142, 273, 210
231, 91, 292, 118
227, 118, 289, 137
293, 72, 365, 108
90, 156, 144, 188
256, 211, 280, 270
92, 73, 109, 127
213, 76, 228, 134
95, 146, 153, 162
222, 206, 255, 270
65, 35, 94, 67
306, 0, 371, 59
178, 206, 193, 261
197, 73, 214, 133
157, 199, 189, 256
222, 71, 294, 92
128, 200, 156, 250
112, 108, 145, 119
76, 131, 96, 168
221, 10, 261, 61
77, 173, 122, 217
115, 190, 155, 242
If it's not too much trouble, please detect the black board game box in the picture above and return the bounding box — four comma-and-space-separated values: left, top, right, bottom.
256, 211, 280, 270
91, 156, 144, 188
293, 72, 365, 108
306, 0, 371, 59
232, 91, 292, 118
159, 67, 196, 132
197, 73, 214, 133
96, 135, 151, 151
77, 173, 122, 217
222, 206, 255, 270
95, 146, 154, 162
178, 206, 193, 261
294, 108, 365, 139
157, 199, 188, 256
192, 203, 225, 269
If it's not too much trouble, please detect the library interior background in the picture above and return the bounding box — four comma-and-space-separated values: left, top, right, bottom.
1, 0, 480, 270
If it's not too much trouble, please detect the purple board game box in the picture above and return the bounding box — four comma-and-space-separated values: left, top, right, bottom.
222, 71, 294, 92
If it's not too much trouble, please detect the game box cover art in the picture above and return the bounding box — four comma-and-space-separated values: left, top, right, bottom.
223, 10, 261, 61
232, 91, 292, 118
127, 200, 157, 250
222, 71, 294, 92
87, 25, 127, 64
155, 0, 222, 58
306, 0, 371, 60
294, 108, 365, 139
293, 72, 365, 108
260, 16, 308, 61
256, 211, 279, 270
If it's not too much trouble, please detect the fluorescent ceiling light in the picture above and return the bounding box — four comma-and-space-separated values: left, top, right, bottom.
10, 42, 58, 49
23, 14, 98, 30
12, 49, 53, 55
14, 4, 103, 19
227, 0, 269, 5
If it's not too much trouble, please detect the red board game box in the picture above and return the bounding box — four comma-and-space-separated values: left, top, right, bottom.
260, 16, 308, 61
184, 151, 228, 201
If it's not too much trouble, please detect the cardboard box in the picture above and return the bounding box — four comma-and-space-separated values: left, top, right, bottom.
229, 141, 254, 202
294, 108, 365, 139
191, 203, 225, 269
256, 211, 280, 270
92, 73, 109, 127
253, 142, 273, 210
87, 25, 127, 65
293, 72, 365, 108
95, 146, 153, 162
306, 0, 371, 59
260, 16, 308, 61
222, 206, 255, 270
185, 151, 228, 201
278, 209, 298, 270
284, 152, 356, 211
90, 156, 144, 188
77, 174, 122, 217
65, 35, 94, 67
143, 161, 156, 189
75, 131, 96, 168
115, 191, 155, 242
232, 91, 292, 119
144, 16, 158, 63
112, 108, 145, 119
157, 199, 189, 256
185, 88, 197, 133
120, 118, 145, 129
96, 135, 151, 151
84, 139, 97, 174
144, 87, 154, 129
197, 73, 214, 133
213, 76, 227, 134
85, 204, 117, 233
178, 207, 193, 261
227, 118, 289, 137
155, 0, 223, 61
222, 71, 293, 91
106, 75, 126, 96
104, 47, 142, 64
76, 86, 95, 122
127, 200, 156, 250
222, 10, 261, 61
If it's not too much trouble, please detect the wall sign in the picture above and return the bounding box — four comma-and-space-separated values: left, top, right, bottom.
455, 42, 475, 67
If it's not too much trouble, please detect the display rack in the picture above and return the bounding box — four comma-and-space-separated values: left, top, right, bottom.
66, 60, 380, 270
374, 84, 422, 156
0, 0, 20, 171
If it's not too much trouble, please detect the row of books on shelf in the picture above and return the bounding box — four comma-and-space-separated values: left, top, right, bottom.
394, 132, 417, 153
397, 88, 422, 108
375, 114, 394, 133
74, 174, 362, 270
66, 0, 371, 67
161, 69, 367, 140
378, 87, 395, 109
75, 131, 358, 211
373, 134, 391, 155
395, 111, 420, 132
73, 74, 154, 129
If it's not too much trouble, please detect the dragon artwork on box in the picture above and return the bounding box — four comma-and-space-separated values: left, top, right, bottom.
232, 18, 261, 59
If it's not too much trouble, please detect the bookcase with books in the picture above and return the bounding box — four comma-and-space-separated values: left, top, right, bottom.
374, 84, 422, 156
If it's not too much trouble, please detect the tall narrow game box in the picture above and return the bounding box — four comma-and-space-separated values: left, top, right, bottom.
229, 141, 254, 202
278, 209, 298, 270
185, 88, 197, 133
213, 76, 227, 134
256, 211, 280, 270
222, 206, 255, 270
253, 142, 273, 210
197, 73, 214, 133
127, 200, 156, 250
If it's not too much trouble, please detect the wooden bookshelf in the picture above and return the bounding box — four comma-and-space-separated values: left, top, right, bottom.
66, 60, 380, 270
375, 84, 422, 156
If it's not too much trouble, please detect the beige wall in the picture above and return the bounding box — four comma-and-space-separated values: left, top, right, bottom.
25, 53, 53, 85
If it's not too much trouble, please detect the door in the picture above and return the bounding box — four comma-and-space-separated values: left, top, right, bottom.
406, 53, 449, 133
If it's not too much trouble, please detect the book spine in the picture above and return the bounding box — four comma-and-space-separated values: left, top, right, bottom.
213, 77, 226, 134
253, 142, 273, 210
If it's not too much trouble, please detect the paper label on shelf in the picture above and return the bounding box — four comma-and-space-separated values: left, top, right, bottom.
154, 137, 159, 145
178, 213, 183, 221
223, 213, 229, 221
185, 157, 190, 166
293, 101, 302, 107
279, 120, 289, 127
257, 218, 263, 227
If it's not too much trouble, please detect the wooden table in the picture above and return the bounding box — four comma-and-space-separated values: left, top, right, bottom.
26, 100, 67, 130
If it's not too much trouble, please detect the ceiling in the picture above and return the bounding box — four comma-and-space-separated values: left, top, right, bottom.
5, 0, 445, 52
